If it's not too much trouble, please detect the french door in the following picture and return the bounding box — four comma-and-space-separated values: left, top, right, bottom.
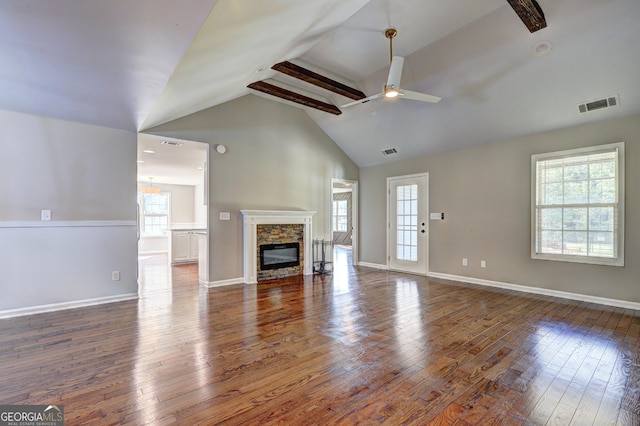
388, 174, 428, 275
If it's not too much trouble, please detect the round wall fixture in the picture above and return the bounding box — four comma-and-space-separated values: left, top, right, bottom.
215, 144, 227, 154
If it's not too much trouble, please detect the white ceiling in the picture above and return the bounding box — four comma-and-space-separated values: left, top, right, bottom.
1, 0, 639, 174
137, 134, 207, 186
0, 0, 217, 131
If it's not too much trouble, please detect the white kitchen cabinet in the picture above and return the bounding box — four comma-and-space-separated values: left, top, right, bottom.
170, 230, 201, 264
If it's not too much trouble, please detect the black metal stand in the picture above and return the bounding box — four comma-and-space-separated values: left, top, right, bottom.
312, 239, 333, 274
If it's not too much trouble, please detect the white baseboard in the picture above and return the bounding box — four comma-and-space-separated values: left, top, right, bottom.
138, 250, 168, 255
0, 293, 139, 319
428, 272, 640, 310
357, 261, 389, 270
202, 277, 245, 288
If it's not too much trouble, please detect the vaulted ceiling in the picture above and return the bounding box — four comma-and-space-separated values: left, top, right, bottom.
1, 0, 639, 167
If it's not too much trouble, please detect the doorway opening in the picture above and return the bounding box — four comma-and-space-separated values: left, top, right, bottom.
137, 134, 210, 294
331, 178, 358, 269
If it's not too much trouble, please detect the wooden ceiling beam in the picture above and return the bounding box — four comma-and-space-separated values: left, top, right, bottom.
272, 61, 366, 101
247, 81, 342, 115
506, 0, 547, 33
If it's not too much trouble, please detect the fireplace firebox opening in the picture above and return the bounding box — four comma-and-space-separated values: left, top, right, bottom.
259, 242, 300, 271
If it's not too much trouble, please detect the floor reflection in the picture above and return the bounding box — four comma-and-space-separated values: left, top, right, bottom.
331, 244, 352, 295
137, 254, 173, 311
527, 320, 628, 422
394, 277, 426, 366
135, 254, 212, 414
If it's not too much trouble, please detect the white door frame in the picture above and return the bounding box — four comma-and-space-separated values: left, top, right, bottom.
386, 173, 429, 275
331, 178, 358, 266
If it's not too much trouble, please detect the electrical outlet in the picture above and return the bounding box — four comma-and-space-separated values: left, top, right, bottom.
41, 210, 51, 221
481, 260, 486, 268
111, 271, 120, 281
462, 258, 468, 266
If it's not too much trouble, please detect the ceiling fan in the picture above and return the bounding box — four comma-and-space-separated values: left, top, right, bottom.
341, 28, 441, 108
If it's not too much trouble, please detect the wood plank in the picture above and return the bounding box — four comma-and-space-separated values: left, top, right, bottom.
506, 0, 547, 33
272, 61, 366, 101
0, 252, 638, 424
247, 81, 341, 115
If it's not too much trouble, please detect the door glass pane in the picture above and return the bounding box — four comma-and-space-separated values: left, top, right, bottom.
396, 184, 418, 262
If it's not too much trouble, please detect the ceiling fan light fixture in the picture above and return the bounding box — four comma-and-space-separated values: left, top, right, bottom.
341, 28, 441, 109
384, 86, 399, 98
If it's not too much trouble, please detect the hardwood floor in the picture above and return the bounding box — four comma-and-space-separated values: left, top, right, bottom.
1, 251, 639, 425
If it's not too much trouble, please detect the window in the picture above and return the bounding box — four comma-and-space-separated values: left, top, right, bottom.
139, 192, 170, 237
333, 199, 348, 232
396, 184, 418, 262
531, 142, 624, 266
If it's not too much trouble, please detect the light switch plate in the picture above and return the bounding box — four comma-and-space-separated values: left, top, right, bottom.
41, 210, 51, 221
219, 212, 231, 221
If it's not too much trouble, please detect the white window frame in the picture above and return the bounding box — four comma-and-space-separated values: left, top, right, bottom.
139, 192, 171, 238
531, 142, 625, 266
333, 199, 348, 232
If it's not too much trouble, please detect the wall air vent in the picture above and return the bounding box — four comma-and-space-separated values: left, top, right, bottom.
161, 140, 183, 147
381, 148, 398, 156
578, 95, 619, 114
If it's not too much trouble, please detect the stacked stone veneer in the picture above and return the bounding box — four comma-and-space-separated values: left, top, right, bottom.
256, 224, 304, 281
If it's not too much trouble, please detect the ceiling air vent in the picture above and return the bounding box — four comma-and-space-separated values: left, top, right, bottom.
381, 148, 398, 156
161, 140, 183, 147
578, 95, 619, 114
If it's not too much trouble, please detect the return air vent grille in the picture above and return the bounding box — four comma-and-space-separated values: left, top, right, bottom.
578, 95, 619, 114
161, 140, 183, 147
381, 148, 398, 156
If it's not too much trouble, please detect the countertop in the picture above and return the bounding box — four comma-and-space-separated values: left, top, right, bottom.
169, 224, 207, 232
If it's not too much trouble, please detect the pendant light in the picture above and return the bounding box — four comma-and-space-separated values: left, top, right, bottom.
141, 177, 161, 194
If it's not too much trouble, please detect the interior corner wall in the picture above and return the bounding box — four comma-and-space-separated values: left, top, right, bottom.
0, 109, 138, 313
144, 95, 359, 282
360, 114, 640, 303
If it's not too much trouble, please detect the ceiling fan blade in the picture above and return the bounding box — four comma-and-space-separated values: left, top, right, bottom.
386, 56, 404, 89
341, 92, 383, 108
399, 89, 441, 103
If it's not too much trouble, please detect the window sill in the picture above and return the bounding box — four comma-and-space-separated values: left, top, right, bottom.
532, 253, 624, 267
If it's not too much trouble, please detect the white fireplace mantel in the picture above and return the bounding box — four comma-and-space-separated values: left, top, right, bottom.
240, 210, 315, 284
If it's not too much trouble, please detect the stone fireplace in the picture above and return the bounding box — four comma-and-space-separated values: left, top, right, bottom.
241, 210, 315, 284
257, 224, 302, 281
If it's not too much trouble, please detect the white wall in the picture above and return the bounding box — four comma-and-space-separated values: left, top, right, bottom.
161, 183, 196, 225
0, 110, 138, 314
359, 114, 640, 303
194, 182, 207, 224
